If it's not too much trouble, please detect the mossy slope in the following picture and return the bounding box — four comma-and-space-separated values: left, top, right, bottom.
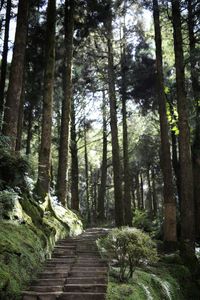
0, 194, 82, 300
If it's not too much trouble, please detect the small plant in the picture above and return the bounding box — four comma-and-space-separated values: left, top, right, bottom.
0, 189, 19, 219
132, 209, 153, 232
97, 227, 158, 282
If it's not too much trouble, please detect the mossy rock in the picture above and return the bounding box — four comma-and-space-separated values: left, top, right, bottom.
0, 193, 83, 299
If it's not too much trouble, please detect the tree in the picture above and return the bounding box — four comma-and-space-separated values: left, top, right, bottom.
171, 0, 194, 250
37, 0, 56, 199
97, 90, 108, 221
105, 7, 124, 226
57, 0, 74, 206
70, 97, 80, 211
2, 0, 29, 151
153, 0, 177, 248
0, 0, 11, 128
121, 2, 132, 226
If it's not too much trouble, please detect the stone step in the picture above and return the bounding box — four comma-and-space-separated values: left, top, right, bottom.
74, 263, 107, 267
71, 267, 108, 272
42, 266, 70, 272
31, 279, 65, 286
45, 262, 74, 267
69, 271, 107, 277
38, 271, 68, 279
23, 291, 62, 300
59, 292, 106, 300
54, 245, 76, 249
66, 277, 107, 284
52, 252, 75, 258
28, 285, 63, 292
64, 283, 107, 293
47, 257, 76, 263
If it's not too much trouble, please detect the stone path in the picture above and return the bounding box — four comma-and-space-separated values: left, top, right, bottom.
22, 228, 109, 300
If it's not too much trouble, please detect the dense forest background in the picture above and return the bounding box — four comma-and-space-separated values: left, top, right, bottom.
0, 1, 200, 296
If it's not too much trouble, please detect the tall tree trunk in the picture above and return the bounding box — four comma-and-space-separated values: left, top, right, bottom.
153, 0, 177, 247
152, 168, 157, 217
171, 0, 194, 249
37, 0, 55, 199
105, 12, 124, 226
26, 105, 33, 155
57, 0, 74, 206
15, 70, 25, 152
84, 121, 90, 224
140, 173, 144, 210
0, 0, 11, 128
2, 0, 29, 152
146, 167, 153, 218
135, 172, 141, 209
97, 91, 108, 221
121, 16, 132, 226
188, 0, 200, 240
70, 97, 79, 211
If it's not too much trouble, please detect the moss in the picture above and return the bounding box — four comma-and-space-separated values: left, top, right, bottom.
0, 194, 83, 299
0, 221, 44, 299
107, 266, 185, 300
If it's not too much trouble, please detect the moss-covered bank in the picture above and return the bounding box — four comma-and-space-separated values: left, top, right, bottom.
0, 194, 82, 299
107, 258, 200, 300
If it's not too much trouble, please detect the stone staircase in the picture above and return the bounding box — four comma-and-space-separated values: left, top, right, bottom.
22, 228, 109, 300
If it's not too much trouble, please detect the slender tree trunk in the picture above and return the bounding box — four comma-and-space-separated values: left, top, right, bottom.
57, 0, 74, 206
152, 168, 157, 217
135, 172, 141, 209
15, 70, 25, 152
2, 0, 29, 152
70, 98, 79, 211
187, 0, 200, 240
97, 91, 108, 221
26, 105, 33, 155
37, 0, 55, 199
153, 0, 177, 247
171, 0, 194, 249
84, 122, 90, 224
0, 0, 11, 128
121, 27, 132, 226
146, 167, 153, 218
140, 173, 144, 210
105, 12, 124, 226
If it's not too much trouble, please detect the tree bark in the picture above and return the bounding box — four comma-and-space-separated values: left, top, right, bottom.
0, 0, 11, 128
121, 16, 132, 226
84, 121, 90, 224
97, 90, 108, 221
153, 0, 177, 246
70, 97, 79, 211
105, 12, 124, 226
37, 0, 56, 199
26, 104, 33, 155
140, 173, 144, 210
171, 0, 194, 249
57, 0, 74, 206
187, 0, 200, 240
152, 168, 157, 217
146, 167, 153, 218
2, 0, 29, 152
15, 69, 25, 152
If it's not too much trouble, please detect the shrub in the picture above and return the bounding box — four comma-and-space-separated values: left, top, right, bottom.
0, 189, 19, 219
97, 227, 158, 281
0, 149, 31, 191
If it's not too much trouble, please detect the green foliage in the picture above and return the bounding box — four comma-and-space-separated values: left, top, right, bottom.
107, 266, 184, 300
0, 189, 19, 219
97, 227, 158, 281
132, 209, 152, 232
0, 149, 31, 191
